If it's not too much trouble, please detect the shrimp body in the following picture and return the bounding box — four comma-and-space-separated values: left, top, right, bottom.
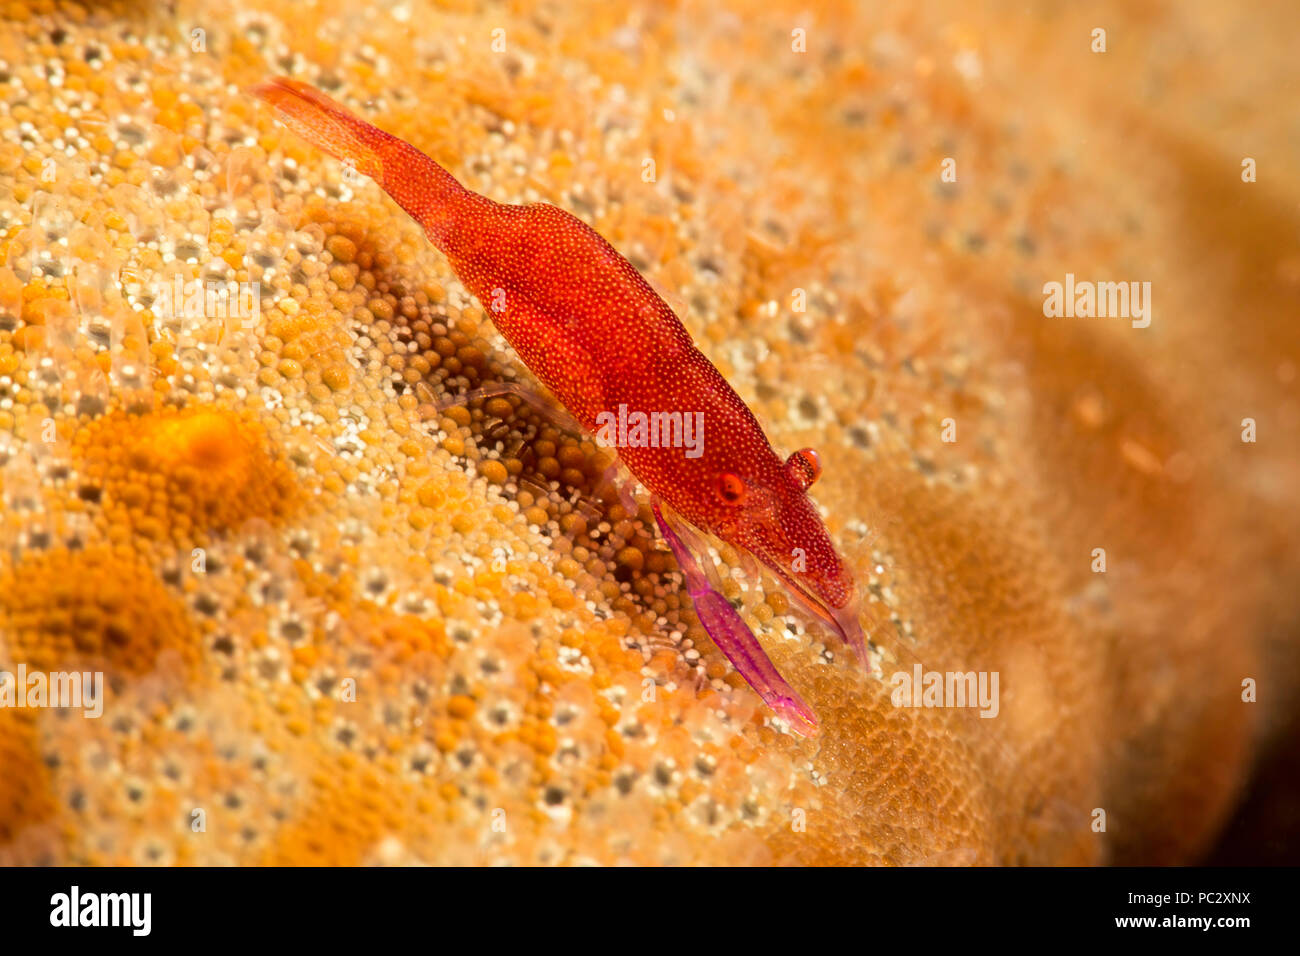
253, 78, 869, 733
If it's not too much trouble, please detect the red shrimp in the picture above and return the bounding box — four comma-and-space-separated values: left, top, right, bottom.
251, 77, 872, 735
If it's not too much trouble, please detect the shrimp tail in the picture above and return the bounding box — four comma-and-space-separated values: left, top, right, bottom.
249, 76, 474, 243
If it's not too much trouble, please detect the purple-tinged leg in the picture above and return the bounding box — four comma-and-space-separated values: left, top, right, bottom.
831, 600, 875, 675
652, 499, 818, 736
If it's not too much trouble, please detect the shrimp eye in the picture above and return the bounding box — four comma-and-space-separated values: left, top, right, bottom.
786, 447, 822, 491
714, 472, 747, 505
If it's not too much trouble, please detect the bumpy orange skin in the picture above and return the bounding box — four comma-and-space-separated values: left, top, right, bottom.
251, 77, 859, 638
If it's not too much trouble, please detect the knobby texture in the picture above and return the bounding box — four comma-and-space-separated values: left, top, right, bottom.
0, 0, 1296, 865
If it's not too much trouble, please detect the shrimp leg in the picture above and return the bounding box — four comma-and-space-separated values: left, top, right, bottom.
651, 499, 818, 736
432, 380, 586, 435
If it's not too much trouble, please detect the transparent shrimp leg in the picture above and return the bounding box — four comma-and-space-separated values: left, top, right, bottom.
435, 380, 642, 518
597, 459, 640, 516
651, 499, 818, 736
431, 379, 586, 435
